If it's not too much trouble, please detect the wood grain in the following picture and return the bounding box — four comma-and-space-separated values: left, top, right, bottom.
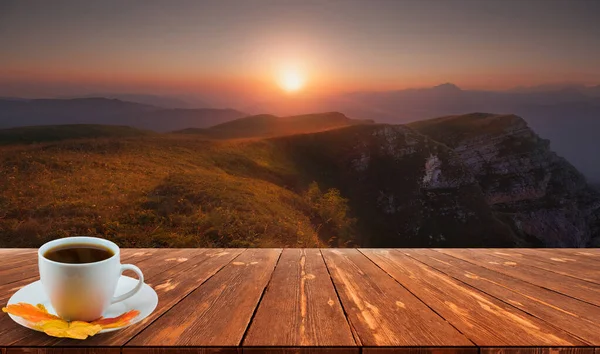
510, 248, 600, 262
6, 349, 120, 354
244, 249, 355, 347
361, 249, 586, 346
489, 248, 600, 284
321, 249, 473, 347
0, 259, 37, 287
437, 249, 600, 307
0, 277, 37, 303
512, 248, 600, 267
124, 348, 241, 354
404, 249, 600, 345
122, 248, 206, 279
243, 348, 359, 354
480, 348, 594, 354
127, 248, 281, 347
363, 348, 477, 354
0, 250, 37, 263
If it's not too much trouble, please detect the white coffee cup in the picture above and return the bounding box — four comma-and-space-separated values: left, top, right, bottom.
38, 236, 144, 321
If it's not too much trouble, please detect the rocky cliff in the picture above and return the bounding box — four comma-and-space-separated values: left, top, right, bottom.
274, 124, 516, 247
411, 113, 600, 247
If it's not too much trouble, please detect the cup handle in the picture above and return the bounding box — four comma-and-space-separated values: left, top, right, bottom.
111, 264, 144, 304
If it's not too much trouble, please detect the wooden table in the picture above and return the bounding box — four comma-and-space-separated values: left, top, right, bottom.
1, 248, 599, 353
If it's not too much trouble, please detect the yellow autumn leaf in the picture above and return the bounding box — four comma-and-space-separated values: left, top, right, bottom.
34, 319, 102, 340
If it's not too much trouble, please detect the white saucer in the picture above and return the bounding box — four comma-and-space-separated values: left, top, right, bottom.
6, 276, 158, 333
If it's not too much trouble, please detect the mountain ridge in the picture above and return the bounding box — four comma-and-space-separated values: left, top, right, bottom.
176, 112, 374, 139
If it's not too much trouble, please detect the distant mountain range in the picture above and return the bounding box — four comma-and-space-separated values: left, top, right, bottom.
0, 97, 245, 132
1, 82, 599, 183
58, 93, 201, 109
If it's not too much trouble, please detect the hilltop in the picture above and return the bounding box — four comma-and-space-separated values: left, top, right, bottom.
176, 112, 373, 139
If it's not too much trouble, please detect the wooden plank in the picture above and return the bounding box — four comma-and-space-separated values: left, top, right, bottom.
480, 348, 594, 354
0, 277, 38, 304
124, 348, 241, 354
523, 248, 600, 264
363, 348, 477, 354
0, 249, 34, 254
5, 249, 242, 347
244, 348, 359, 354
127, 249, 281, 347
121, 249, 163, 263
437, 249, 600, 307
489, 249, 600, 284
404, 249, 600, 345
6, 349, 120, 354
122, 248, 206, 279
0, 257, 37, 271
0, 258, 37, 287
320, 249, 473, 347
0, 250, 37, 263
243, 249, 356, 347
361, 249, 586, 346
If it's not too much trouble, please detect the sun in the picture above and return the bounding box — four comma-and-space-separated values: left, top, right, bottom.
277, 67, 305, 93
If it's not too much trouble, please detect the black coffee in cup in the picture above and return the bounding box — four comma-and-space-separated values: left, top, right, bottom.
43, 244, 114, 264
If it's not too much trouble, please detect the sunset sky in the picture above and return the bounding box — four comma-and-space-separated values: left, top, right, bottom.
1, 0, 599, 99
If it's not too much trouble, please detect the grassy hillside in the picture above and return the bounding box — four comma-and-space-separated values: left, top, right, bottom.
176, 112, 373, 139
0, 132, 358, 248
0, 125, 152, 145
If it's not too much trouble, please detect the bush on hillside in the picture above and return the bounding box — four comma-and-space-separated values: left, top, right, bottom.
304, 182, 357, 246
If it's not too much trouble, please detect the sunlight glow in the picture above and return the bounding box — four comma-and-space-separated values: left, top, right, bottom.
277, 67, 305, 93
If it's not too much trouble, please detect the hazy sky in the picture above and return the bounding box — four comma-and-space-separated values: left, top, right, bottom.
1, 0, 599, 98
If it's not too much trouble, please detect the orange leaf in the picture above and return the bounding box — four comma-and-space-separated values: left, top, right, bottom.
91, 309, 140, 329
2, 303, 60, 323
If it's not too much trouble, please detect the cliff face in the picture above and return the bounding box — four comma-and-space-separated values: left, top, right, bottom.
411, 113, 600, 247
275, 124, 516, 247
